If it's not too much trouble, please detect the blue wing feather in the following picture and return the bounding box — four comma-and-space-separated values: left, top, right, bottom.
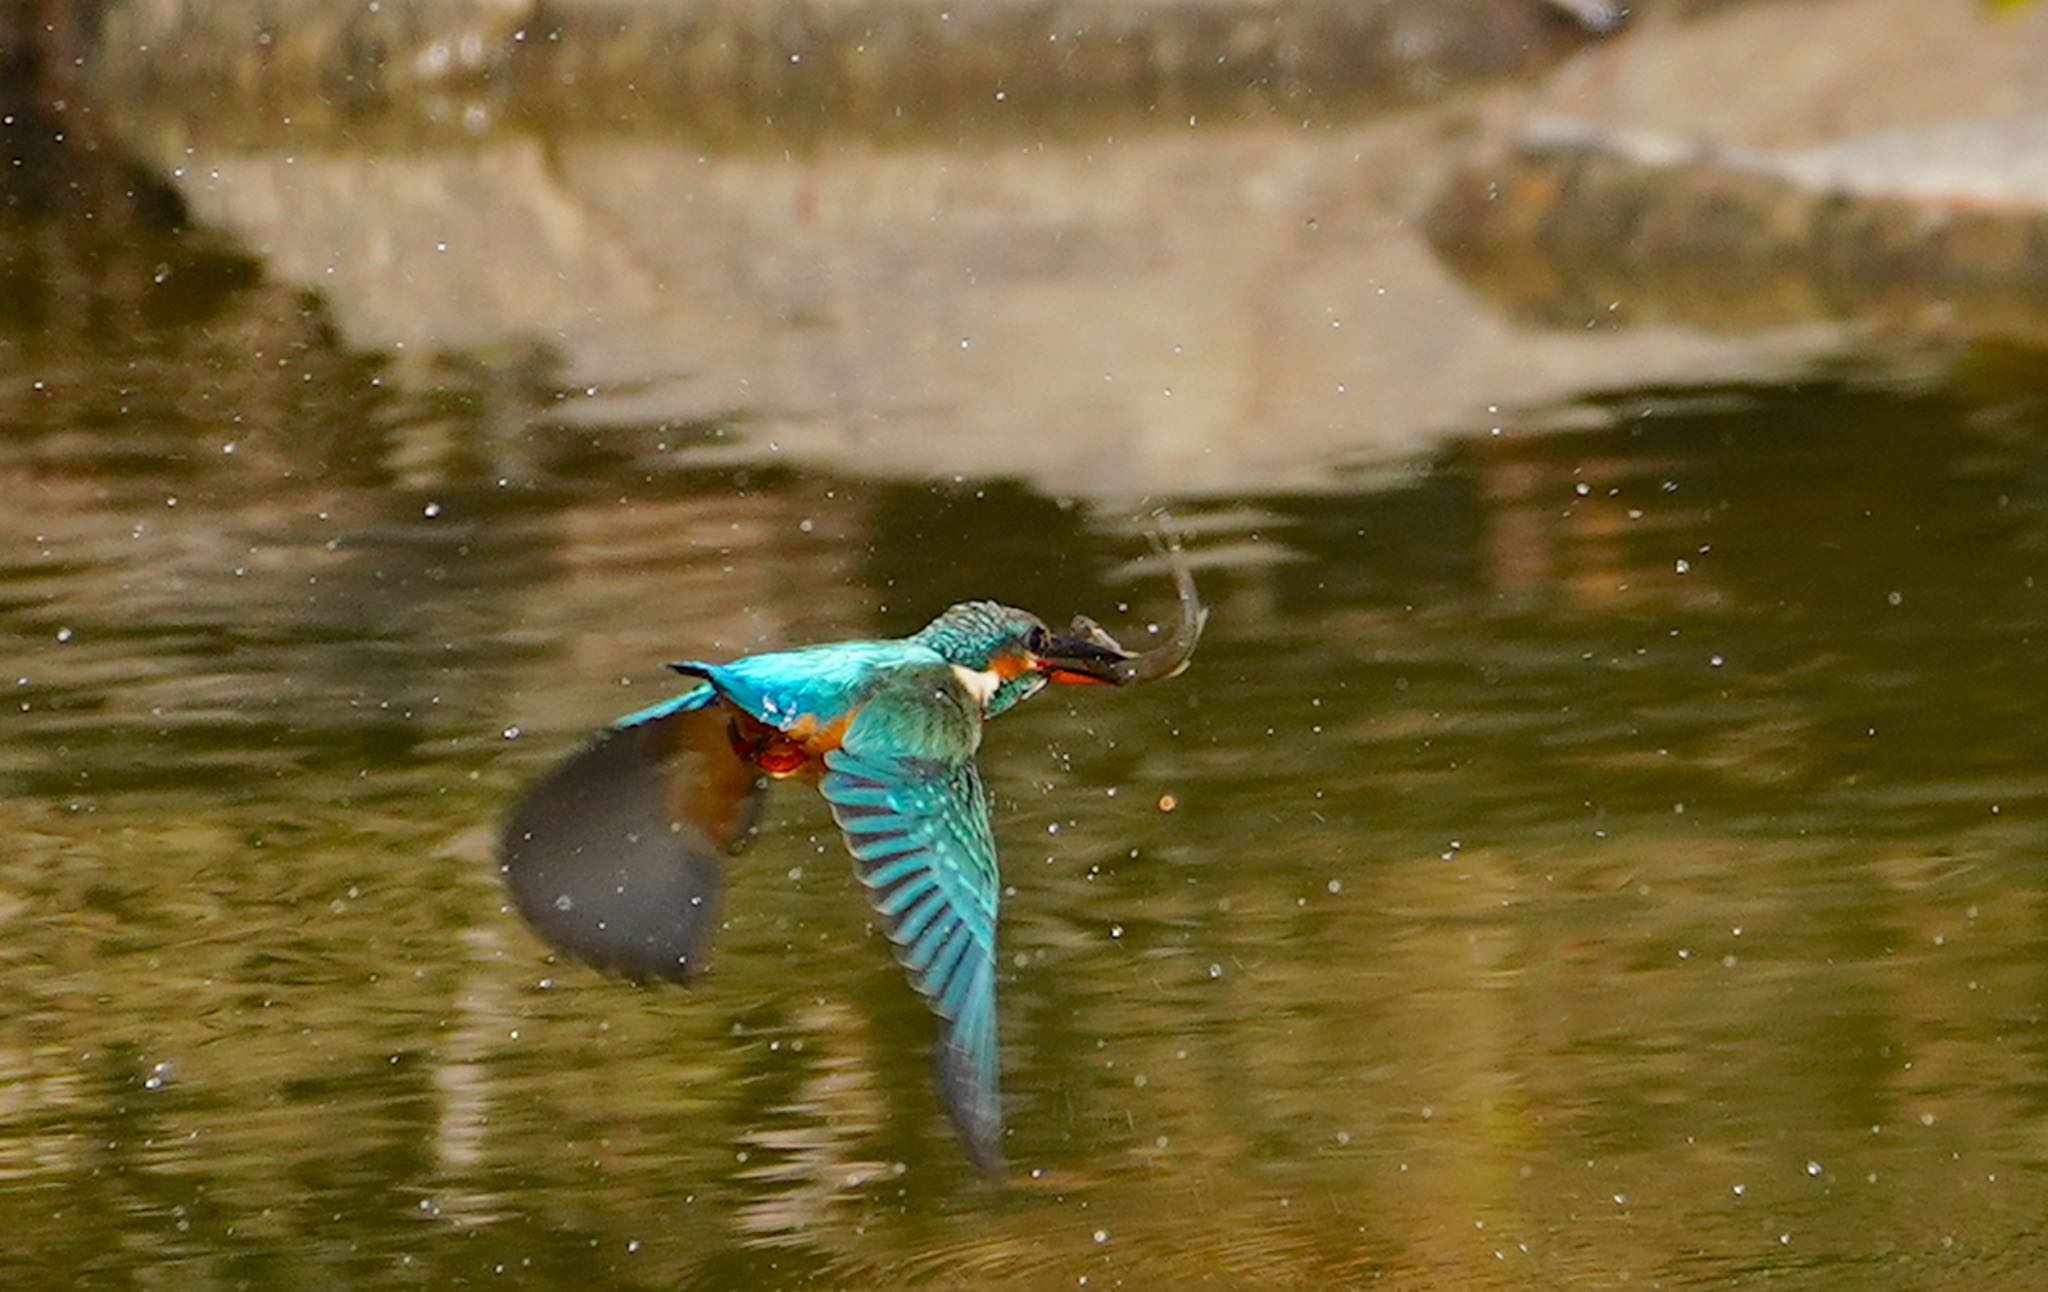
821, 737, 1005, 1174
612, 682, 719, 729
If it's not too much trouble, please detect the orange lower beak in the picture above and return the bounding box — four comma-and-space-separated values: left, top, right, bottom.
1043, 666, 1112, 686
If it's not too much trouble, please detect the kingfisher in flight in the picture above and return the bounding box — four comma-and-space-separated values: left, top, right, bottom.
499, 558, 1205, 1175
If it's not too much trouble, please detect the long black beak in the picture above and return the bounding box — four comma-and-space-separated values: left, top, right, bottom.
1035, 630, 1133, 685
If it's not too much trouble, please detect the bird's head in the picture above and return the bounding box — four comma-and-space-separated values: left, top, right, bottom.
913, 600, 1134, 716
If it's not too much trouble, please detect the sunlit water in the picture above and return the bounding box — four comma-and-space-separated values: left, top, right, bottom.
7, 129, 2048, 1290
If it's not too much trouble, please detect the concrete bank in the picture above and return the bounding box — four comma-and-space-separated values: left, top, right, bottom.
1429, 0, 2048, 341
81, 0, 1599, 145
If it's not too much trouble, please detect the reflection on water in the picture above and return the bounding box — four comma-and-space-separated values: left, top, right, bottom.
119, 99, 1846, 503
8, 124, 2048, 1292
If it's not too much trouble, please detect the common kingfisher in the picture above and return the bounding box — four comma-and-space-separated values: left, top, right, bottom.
500, 559, 1205, 1175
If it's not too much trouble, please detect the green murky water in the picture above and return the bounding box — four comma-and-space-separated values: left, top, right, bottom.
7, 124, 2048, 1291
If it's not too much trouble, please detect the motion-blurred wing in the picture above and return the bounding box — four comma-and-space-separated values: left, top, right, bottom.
820, 746, 1004, 1174
500, 689, 764, 983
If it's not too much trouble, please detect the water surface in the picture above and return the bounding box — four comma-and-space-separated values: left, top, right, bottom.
5, 123, 2048, 1292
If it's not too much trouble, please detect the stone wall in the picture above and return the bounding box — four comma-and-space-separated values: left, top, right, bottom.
81, 0, 1594, 145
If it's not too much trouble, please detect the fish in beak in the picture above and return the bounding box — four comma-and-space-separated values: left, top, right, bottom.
1036, 541, 1209, 685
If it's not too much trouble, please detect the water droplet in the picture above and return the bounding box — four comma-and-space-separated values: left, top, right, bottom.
554, 894, 574, 912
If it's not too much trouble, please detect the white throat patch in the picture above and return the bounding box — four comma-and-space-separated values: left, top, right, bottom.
950, 664, 1004, 709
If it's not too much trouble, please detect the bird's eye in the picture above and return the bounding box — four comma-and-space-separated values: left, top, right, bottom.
1025, 625, 1050, 654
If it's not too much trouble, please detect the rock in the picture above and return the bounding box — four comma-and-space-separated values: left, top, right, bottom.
1429, 0, 2048, 341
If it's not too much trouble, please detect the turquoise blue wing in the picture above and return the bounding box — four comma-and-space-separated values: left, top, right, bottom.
820, 744, 1004, 1174
500, 684, 764, 982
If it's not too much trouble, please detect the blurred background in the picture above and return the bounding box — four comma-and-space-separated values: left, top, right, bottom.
6, 0, 2048, 1286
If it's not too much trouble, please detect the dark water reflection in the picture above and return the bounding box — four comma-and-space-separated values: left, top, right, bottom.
8, 161, 2048, 1292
